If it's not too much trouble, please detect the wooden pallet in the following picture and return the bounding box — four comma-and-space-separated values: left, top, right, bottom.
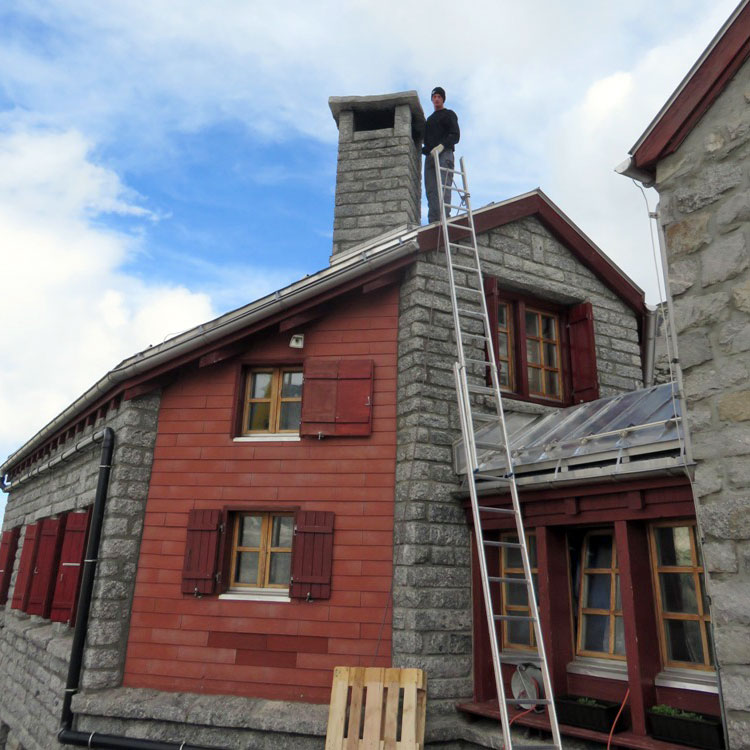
325, 666, 427, 750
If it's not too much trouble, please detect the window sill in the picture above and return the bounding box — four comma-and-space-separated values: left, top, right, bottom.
567, 656, 629, 682
233, 434, 301, 443
219, 589, 291, 603
655, 668, 718, 694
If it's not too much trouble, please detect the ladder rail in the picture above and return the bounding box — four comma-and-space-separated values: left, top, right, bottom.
433, 150, 562, 749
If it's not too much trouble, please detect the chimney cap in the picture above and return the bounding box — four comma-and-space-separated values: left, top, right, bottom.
328, 90, 425, 127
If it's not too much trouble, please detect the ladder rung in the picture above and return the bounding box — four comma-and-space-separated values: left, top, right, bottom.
451, 263, 480, 274
511, 744, 559, 749
488, 576, 528, 585
446, 203, 468, 211
457, 308, 484, 319
439, 166, 461, 175
468, 384, 495, 395
461, 332, 489, 341
474, 472, 512, 482
464, 357, 491, 367
499, 653, 543, 665
483, 540, 523, 549
472, 413, 499, 422
494, 614, 536, 622
478, 506, 514, 514
506, 698, 552, 706
475, 440, 504, 450
455, 286, 483, 296
449, 242, 474, 250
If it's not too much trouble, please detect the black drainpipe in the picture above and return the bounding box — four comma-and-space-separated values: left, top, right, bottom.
57, 427, 223, 750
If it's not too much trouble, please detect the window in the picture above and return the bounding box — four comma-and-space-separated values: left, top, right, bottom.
229, 513, 294, 591
576, 531, 625, 660
650, 522, 713, 670
499, 532, 538, 650
485, 280, 599, 405
242, 368, 303, 435
0, 528, 20, 606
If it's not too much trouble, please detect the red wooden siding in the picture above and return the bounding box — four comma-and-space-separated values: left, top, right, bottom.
300, 359, 374, 437
568, 301, 599, 403
124, 286, 398, 703
181, 509, 223, 596
0, 527, 20, 605
27, 516, 66, 617
50, 509, 92, 624
290, 511, 334, 600
11, 522, 40, 611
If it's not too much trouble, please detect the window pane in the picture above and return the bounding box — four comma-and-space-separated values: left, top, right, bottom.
271, 516, 293, 548
666, 619, 704, 664
505, 574, 528, 607
615, 575, 621, 611
525, 311, 539, 336
543, 342, 558, 368
498, 332, 509, 357
656, 526, 693, 567
240, 515, 263, 548
660, 573, 698, 613
705, 624, 715, 666
541, 315, 556, 339
281, 371, 303, 398
508, 620, 531, 646
526, 339, 541, 364
279, 401, 301, 431
528, 367, 542, 393
700, 573, 709, 614
614, 617, 625, 655
528, 536, 537, 568
584, 574, 611, 609
582, 614, 608, 652
498, 361, 510, 387
586, 534, 613, 569
498, 305, 507, 327
248, 402, 270, 431
504, 537, 521, 568
251, 372, 273, 399
235, 551, 259, 585
268, 551, 291, 585
545, 370, 560, 397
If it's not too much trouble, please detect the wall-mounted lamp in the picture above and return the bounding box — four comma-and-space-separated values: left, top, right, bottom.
289, 334, 305, 349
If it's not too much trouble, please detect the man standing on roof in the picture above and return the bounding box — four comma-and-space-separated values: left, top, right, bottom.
423, 86, 460, 223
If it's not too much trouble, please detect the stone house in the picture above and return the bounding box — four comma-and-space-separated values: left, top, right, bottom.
0, 87, 723, 750
617, 1, 750, 747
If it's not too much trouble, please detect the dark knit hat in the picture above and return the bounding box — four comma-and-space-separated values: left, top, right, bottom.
431, 86, 446, 101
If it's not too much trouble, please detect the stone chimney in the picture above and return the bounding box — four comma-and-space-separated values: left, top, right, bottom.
329, 91, 425, 258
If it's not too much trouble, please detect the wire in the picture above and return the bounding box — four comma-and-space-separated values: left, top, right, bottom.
607, 688, 630, 750
509, 706, 535, 726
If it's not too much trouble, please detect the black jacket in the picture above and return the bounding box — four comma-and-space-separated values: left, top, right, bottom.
422, 108, 460, 154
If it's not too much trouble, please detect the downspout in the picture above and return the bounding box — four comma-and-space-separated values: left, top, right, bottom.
642, 304, 657, 387
56, 427, 221, 750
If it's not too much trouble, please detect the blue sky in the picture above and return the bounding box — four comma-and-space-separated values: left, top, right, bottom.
0, 0, 741, 514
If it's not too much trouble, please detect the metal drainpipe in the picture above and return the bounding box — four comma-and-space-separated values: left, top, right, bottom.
57, 427, 222, 750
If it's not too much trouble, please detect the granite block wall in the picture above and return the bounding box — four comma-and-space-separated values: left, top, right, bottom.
0, 394, 160, 750
655, 58, 750, 749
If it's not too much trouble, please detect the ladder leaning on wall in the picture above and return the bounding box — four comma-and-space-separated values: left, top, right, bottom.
432, 150, 563, 750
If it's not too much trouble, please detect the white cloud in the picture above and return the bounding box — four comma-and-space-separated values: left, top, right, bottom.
0, 126, 216, 461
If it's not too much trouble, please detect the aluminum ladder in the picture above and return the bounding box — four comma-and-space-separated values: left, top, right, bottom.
432, 150, 563, 750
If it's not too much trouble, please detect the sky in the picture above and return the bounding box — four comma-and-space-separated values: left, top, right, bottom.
0, 0, 741, 504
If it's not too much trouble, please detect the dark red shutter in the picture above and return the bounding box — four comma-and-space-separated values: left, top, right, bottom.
290, 511, 334, 601
0, 527, 20, 605
484, 277, 499, 385
568, 301, 600, 403
182, 509, 223, 595
300, 360, 374, 437
27, 516, 66, 617
50, 509, 92, 624
11, 522, 40, 611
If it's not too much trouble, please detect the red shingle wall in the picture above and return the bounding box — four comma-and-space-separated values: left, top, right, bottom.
123, 287, 398, 703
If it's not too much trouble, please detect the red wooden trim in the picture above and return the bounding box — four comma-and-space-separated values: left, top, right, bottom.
27, 516, 66, 617
290, 510, 334, 600
11, 523, 41, 611
182, 509, 223, 596
361, 268, 404, 294
615, 520, 660, 736
417, 193, 646, 317
632, 4, 750, 170
50, 508, 91, 624
568, 301, 600, 403
470, 531, 495, 702
278, 307, 325, 333
0, 527, 20, 605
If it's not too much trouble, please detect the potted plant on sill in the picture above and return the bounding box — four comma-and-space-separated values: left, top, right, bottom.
647, 704, 724, 750
555, 695, 628, 733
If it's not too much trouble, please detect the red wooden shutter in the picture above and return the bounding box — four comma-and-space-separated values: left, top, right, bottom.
50, 509, 92, 624
290, 511, 334, 601
0, 527, 20, 605
568, 301, 600, 403
27, 516, 66, 617
182, 509, 223, 595
484, 277, 499, 385
11, 522, 40, 611
300, 360, 374, 437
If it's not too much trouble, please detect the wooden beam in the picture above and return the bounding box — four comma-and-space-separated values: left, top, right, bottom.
361, 269, 404, 295
278, 307, 325, 333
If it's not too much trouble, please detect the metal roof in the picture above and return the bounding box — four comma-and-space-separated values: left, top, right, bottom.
454, 382, 688, 488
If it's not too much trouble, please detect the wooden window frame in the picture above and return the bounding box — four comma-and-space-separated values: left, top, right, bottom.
499, 531, 538, 651
228, 511, 294, 591
241, 367, 303, 436
649, 521, 713, 671
576, 530, 625, 661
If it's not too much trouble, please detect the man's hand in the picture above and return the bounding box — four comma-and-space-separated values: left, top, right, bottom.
430, 144, 445, 156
